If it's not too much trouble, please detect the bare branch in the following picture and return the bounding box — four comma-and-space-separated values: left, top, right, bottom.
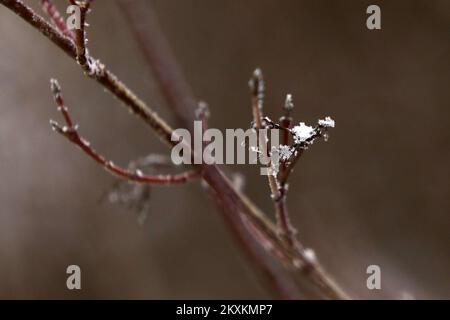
49, 79, 200, 185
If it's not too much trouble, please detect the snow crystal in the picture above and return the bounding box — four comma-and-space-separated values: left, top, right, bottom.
291, 122, 314, 144
318, 116, 335, 128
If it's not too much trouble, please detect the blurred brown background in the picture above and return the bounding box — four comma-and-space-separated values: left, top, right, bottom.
0, 0, 448, 299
